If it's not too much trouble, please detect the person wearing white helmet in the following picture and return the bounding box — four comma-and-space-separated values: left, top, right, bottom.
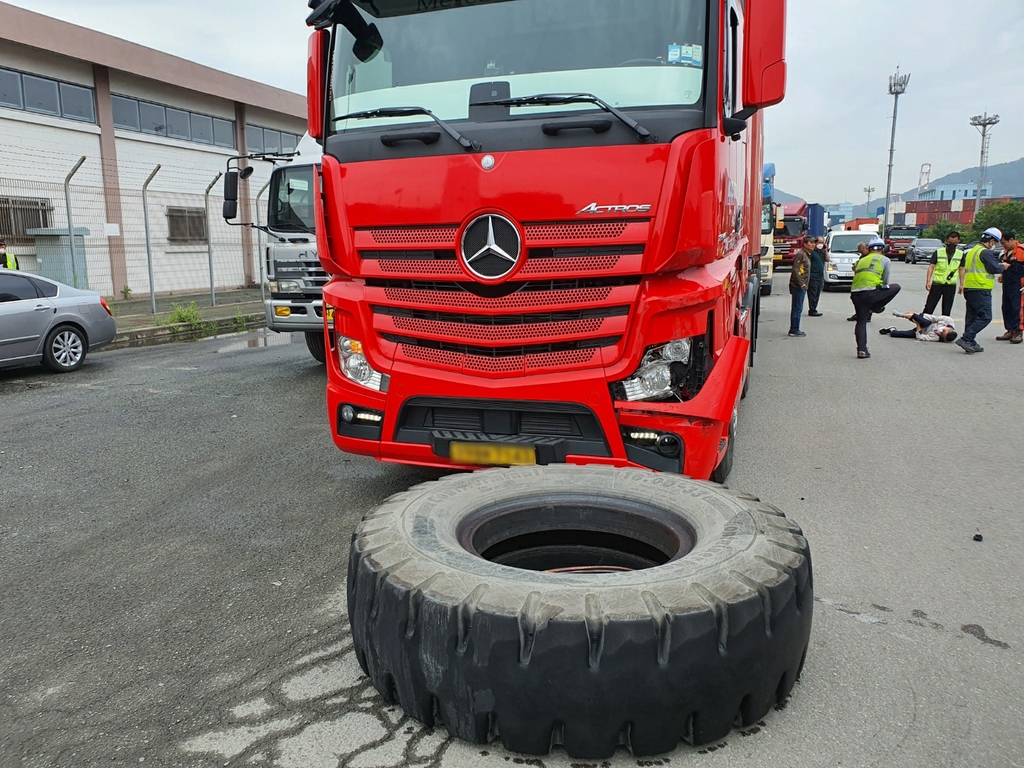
955, 227, 1005, 353
849, 237, 901, 359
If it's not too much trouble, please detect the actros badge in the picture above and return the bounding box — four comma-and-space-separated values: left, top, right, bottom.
460, 214, 522, 280
577, 203, 652, 215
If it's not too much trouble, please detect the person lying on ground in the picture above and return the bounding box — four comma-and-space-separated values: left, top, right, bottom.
879, 311, 958, 343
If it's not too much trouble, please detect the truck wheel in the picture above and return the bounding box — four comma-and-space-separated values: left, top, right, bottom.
348, 466, 812, 759
305, 331, 327, 364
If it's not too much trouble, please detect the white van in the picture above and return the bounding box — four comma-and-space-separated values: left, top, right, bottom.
824, 231, 875, 290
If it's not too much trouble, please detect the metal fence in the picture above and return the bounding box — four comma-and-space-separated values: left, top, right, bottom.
1, 161, 268, 311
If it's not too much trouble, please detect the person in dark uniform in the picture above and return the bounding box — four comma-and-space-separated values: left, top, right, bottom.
924, 231, 963, 316
807, 236, 828, 317
996, 231, 1024, 344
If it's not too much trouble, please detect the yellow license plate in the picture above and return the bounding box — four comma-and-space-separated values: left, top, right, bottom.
325, 307, 335, 322
449, 442, 536, 466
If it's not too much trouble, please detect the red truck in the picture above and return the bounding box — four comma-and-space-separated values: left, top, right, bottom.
884, 225, 922, 261
302, 0, 786, 482
773, 200, 807, 268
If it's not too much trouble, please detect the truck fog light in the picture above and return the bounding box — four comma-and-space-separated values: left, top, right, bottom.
657, 434, 681, 457
275, 306, 291, 317
341, 405, 356, 423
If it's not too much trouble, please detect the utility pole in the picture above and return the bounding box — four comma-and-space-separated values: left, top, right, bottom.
884, 67, 910, 234
864, 185, 876, 215
970, 112, 999, 213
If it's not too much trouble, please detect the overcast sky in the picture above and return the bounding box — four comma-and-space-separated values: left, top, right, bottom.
7, 0, 1023, 203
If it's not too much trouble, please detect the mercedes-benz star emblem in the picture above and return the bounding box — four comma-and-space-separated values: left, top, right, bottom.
460, 214, 522, 280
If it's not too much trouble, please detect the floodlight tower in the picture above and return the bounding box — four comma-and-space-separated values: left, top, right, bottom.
917, 163, 932, 200
864, 185, 876, 214
970, 112, 999, 212
883, 67, 910, 233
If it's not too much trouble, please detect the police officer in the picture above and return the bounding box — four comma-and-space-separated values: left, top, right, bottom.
924, 231, 963, 316
0, 238, 18, 270
849, 237, 901, 359
956, 227, 1005, 353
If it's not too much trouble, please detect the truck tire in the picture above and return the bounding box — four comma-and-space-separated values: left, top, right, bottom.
305, 331, 327, 364
348, 466, 812, 759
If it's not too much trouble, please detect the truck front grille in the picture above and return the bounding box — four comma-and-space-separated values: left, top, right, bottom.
360, 221, 648, 375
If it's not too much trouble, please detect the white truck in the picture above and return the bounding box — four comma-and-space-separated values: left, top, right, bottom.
262, 135, 328, 362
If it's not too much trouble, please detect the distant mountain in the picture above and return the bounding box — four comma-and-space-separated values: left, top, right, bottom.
774, 188, 804, 204
847, 156, 1024, 219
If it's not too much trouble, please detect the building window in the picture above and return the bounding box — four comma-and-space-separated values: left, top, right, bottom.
166, 107, 191, 140
166, 207, 208, 243
0, 68, 24, 109
111, 94, 141, 130
140, 101, 167, 135
0, 196, 53, 245
59, 82, 96, 122
191, 113, 214, 144
246, 124, 301, 155
113, 94, 234, 149
213, 118, 234, 148
22, 74, 61, 116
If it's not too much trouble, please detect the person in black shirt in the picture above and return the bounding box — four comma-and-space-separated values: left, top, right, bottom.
924, 231, 962, 316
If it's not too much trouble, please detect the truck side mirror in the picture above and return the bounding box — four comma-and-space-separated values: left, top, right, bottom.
743, 0, 787, 109
223, 170, 239, 220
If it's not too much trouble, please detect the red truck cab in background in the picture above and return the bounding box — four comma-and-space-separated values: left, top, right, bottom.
773, 200, 806, 268
306, 0, 786, 481
884, 225, 922, 260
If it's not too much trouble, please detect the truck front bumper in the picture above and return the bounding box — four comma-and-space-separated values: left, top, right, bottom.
265, 298, 325, 333
325, 334, 749, 480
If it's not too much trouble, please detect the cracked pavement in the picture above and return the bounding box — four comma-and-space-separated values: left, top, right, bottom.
2, 264, 1023, 767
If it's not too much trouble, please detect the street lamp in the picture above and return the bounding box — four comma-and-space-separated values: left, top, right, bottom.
970, 112, 999, 212
864, 185, 875, 215
883, 67, 910, 234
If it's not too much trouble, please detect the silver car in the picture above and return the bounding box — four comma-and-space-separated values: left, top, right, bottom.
0, 272, 117, 372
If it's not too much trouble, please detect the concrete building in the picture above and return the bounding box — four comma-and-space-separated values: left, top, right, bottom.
917, 181, 994, 202
0, 2, 306, 297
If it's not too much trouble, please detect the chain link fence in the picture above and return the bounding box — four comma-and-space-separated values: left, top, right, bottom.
1, 156, 273, 309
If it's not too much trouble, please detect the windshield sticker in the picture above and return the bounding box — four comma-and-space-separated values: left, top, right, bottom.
668, 44, 703, 68
288, 180, 309, 192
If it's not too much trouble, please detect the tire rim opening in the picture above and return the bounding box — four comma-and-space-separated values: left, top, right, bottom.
457, 494, 695, 573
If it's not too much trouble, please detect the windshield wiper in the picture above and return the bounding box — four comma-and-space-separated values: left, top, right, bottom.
472, 92, 655, 142
334, 107, 480, 151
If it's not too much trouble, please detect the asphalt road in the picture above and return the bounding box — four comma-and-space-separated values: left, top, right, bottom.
1, 261, 1022, 768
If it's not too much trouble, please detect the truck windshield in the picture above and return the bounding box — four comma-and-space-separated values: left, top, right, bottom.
777, 218, 804, 237
268, 166, 315, 233
888, 228, 918, 238
330, 0, 707, 130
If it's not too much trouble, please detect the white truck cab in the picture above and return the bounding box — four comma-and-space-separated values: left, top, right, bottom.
263, 135, 329, 362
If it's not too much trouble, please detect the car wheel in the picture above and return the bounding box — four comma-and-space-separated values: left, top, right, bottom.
348, 466, 813, 758
304, 331, 327, 364
42, 324, 87, 372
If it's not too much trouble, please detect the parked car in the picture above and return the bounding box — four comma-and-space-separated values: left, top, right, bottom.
823, 231, 875, 290
0, 272, 116, 372
906, 238, 943, 265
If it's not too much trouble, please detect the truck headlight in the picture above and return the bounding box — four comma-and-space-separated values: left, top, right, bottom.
827, 263, 836, 272
337, 336, 389, 392
277, 280, 302, 293
613, 336, 703, 403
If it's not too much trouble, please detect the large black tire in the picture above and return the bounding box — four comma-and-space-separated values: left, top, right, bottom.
348, 466, 812, 758
304, 330, 327, 364
42, 324, 87, 372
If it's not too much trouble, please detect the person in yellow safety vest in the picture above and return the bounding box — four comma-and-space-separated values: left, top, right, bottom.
849, 237, 901, 359
0, 238, 19, 270
924, 231, 963, 316
955, 227, 1005, 354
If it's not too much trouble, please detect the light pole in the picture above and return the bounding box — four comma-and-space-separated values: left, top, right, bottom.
864, 185, 876, 216
970, 112, 999, 213
883, 67, 910, 234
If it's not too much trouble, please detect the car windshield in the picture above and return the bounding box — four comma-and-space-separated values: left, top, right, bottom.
829, 234, 873, 253
916, 239, 942, 248
330, 0, 707, 129
268, 165, 315, 233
